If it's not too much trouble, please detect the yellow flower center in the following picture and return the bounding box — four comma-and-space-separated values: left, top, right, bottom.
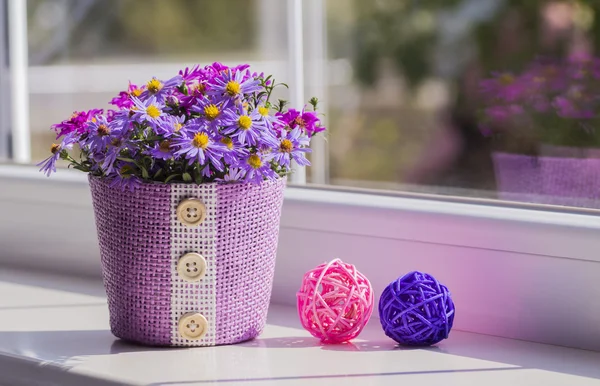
196, 83, 206, 94
131, 88, 143, 97
50, 143, 61, 154
192, 132, 210, 149
226, 81, 241, 96
238, 115, 252, 130
97, 124, 110, 136
247, 154, 262, 169
174, 123, 183, 132
204, 104, 220, 120
293, 116, 306, 128
280, 139, 293, 153
499, 73, 515, 86
258, 106, 269, 116
147, 78, 163, 94
159, 140, 171, 152
146, 105, 161, 119
221, 137, 233, 149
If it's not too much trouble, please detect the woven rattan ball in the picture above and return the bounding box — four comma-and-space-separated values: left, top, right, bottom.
297, 259, 374, 343
379, 271, 455, 346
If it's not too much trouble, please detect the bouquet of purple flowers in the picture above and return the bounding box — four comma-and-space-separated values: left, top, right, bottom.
39, 62, 325, 189
478, 56, 600, 154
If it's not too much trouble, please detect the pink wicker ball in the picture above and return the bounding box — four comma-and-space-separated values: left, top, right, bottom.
297, 259, 374, 343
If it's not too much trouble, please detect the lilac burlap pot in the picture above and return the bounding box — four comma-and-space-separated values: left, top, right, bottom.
89, 175, 286, 346
492, 152, 600, 209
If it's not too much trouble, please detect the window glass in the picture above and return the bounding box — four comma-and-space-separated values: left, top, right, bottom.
324, 0, 600, 208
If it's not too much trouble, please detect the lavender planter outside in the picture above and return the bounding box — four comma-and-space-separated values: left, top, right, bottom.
89, 175, 286, 346
492, 152, 600, 209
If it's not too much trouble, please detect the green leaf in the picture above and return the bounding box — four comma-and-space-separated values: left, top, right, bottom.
140, 166, 149, 179
117, 157, 135, 163
182, 172, 192, 182
165, 174, 181, 183
153, 168, 163, 179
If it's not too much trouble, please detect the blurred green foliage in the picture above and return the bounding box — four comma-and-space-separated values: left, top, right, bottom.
352, 0, 600, 88
27, 0, 257, 64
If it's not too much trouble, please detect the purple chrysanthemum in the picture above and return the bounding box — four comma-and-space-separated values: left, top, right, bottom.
131, 96, 165, 126
82, 115, 122, 154
109, 163, 141, 192
100, 135, 133, 175
271, 127, 311, 168
220, 167, 246, 182
236, 152, 277, 184
172, 127, 228, 169
110, 82, 144, 109
209, 68, 261, 100
37, 132, 77, 176
255, 104, 281, 130
156, 115, 186, 137
148, 139, 175, 160
190, 99, 230, 130
277, 109, 325, 136
219, 135, 249, 165
140, 75, 183, 102
222, 108, 276, 147
51, 109, 103, 138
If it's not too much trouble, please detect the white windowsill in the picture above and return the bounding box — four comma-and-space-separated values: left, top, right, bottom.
1, 164, 600, 352
0, 267, 598, 386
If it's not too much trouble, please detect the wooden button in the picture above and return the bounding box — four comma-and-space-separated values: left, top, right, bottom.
177, 253, 206, 282
178, 313, 208, 340
176, 198, 206, 227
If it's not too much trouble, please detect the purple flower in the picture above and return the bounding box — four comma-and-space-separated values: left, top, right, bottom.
271, 127, 311, 168
209, 68, 261, 100
236, 152, 277, 184
255, 105, 281, 129
172, 127, 228, 169
277, 109, 325, 136
100, 136, 132, 175
37, 133, 77, 176
179, 65, 206, 85
479, 72, 525, 103
219, 136, 249, 165
222, 108, 276, 146
110, 82, 144, 109
140, 75, 183, 102
190, 99, 230, 130
82, 115, 122, 153
156, 115, 186, 137
148, 139, 175, 160
51, 109, 103, 138
553, 95, 595, 119
109, 163, 141, 192
567, 55, 600, 80
131, 97, 165, 126
220, 167, 246, 182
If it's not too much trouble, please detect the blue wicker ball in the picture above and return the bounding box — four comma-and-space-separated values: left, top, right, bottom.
379, 271, 455, 346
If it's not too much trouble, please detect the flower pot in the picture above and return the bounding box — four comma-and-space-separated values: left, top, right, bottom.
89, 175, 286, 346
492, 152, 600, 208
